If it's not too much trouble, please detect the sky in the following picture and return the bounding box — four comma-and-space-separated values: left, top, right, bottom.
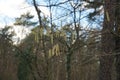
0, 0, 50, 42
0, 0, 100, 43
0, 0, 50, 26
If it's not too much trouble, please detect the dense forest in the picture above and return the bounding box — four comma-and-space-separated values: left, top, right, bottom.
0, 0, 120, 80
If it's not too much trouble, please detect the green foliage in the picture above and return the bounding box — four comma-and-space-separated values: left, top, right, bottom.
0, 26, 14, 40
14, 12, 37, 27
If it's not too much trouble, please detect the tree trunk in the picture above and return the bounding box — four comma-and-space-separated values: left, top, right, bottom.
66, 51, 72, 80
65, 46, 74, 80
99, 0, 115, 80
115, 0, 120, 80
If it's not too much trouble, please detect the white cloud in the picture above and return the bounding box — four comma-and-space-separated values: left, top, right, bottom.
0, 0, 25, 18
11, 25, 31, 44
0, 0, 50, 42
0, 0, 50, 26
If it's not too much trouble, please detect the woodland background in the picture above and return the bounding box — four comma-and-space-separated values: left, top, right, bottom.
0, 0, 120, 80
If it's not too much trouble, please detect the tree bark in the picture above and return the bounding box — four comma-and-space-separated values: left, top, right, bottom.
115, 0, 120, 80
99, 0, 116, 80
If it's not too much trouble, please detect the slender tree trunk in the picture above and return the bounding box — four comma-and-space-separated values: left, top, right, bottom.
66, 53, 71, 80
115, 0, 120, 80
99, 0, 115, 80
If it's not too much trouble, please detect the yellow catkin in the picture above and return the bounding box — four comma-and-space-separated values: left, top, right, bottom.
52, 45, 56, 56
32, 31, 35, 34
40, 28, 43, 38
51, 34, 53, 44
36, 33, 39, 43
64, 34, 67, 41
106, 11, 110, 21
35, 33, 37, 42
56, 44, 60, 56
34, 33, 38, 43
32, 31, 37, 42
49, 49, 52, 58
56, 33, 59, 38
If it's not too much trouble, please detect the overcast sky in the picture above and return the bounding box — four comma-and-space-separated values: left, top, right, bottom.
0, 0, 94, 42
0, 0, 50, 42
0, 0, 49, 27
